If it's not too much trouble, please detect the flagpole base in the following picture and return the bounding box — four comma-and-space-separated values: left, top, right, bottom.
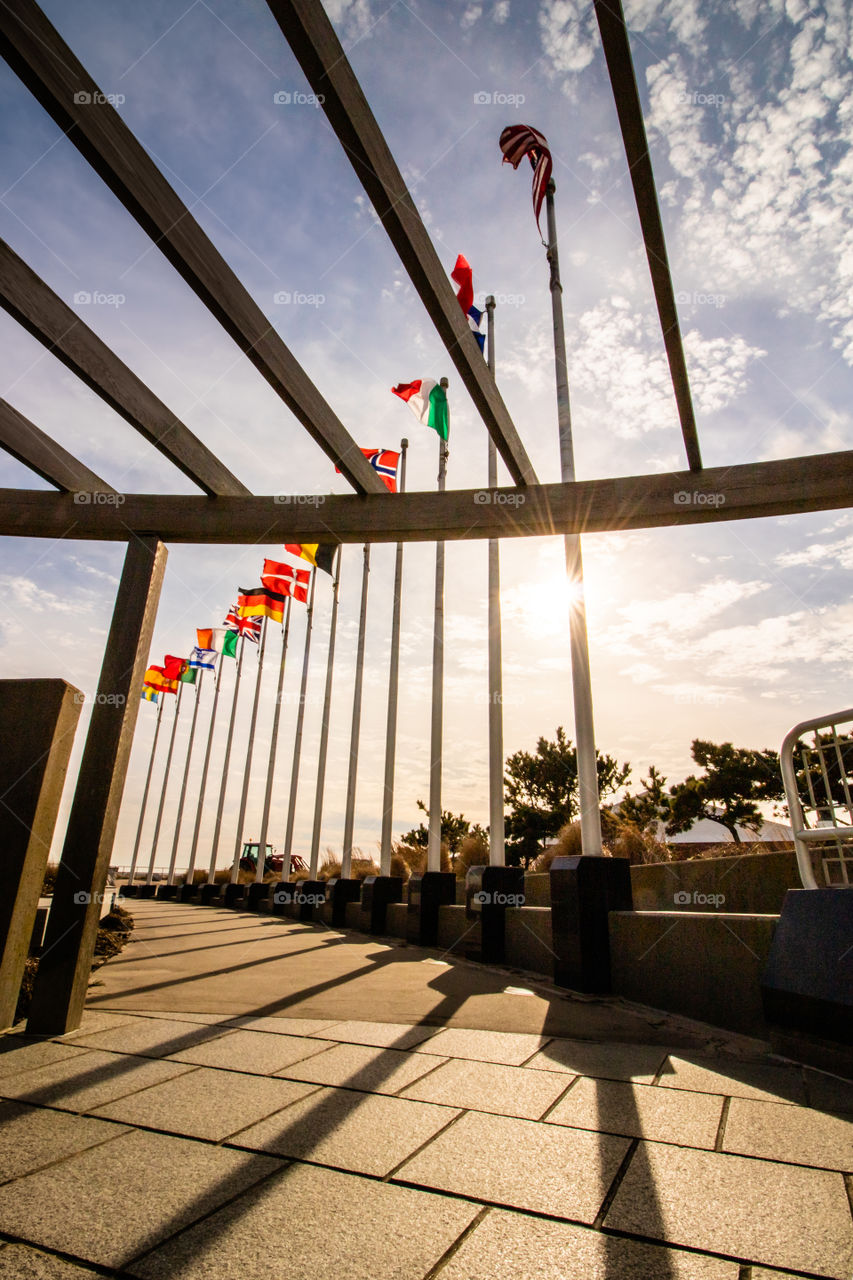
360, 876, 403, 935
247, 882, 273, 912
407, 872, 455, 947
465, 865, 525, 964
550, 856, 632, 993
323, 878, 362, 927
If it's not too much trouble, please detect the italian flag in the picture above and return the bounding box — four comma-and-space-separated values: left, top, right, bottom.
391, 379, 449, 440
196, 627, 239, 658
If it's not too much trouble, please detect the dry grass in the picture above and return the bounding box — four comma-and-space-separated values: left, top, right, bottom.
16, 905, 135, 1023
531, 814, 670, 871
454, 832, 490, 878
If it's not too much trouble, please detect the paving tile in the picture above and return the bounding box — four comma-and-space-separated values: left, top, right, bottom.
723, 1096, 853, 1171
103, 1010, 239, 1027
396, 1110, 630, 1222
223, 1015, 341, 1037
90, 1066, 319, 1141
69, 1016, 230, 1058
804, 1067, 853, 1116
438, 1207, 738, 1279
310, 1019, 438, 1049
525, 1038, 668, 1083
168, 1029, 330, 1075
751, 1271, 820, 1280
411, 1027, 547, 1065
0, 1048, 196, 1112
60, 1011, 144, 1039
232, 1086, 458, 1176
0, 1127, 278, 1269
400, 1057, 570, 1120
605, 1140, 853, 1278
0, 1037, 89, 1080
0, 1101, 126, 1182
547, 1077, 723, 1149
131, 1161, 479, 1280
0, 1242, 105, 1277
279, 1041, 445, 1094
657, 1055, 806, 1104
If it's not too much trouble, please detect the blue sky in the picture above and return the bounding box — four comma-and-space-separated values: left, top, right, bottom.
1, 0, 852, 867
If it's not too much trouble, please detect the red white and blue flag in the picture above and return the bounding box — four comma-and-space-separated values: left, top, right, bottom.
224, 607, 261, 642
336, 447, 400, 493
499, 124, 552, 235
451, 255, 485, 353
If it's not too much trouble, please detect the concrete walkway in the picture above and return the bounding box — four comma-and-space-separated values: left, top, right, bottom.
0, 900, 851, 1278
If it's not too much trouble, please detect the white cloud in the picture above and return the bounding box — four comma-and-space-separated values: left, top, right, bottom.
538, 0, 598, 78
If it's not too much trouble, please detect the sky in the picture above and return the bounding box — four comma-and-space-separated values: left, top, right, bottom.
1, 0, 852, 869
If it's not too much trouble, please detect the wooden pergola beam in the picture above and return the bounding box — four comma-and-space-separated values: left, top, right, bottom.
593, 0, 702, 472
0, 0, 387, 497
265, 0, 539, 488
1, 449, 850, 543
0, 397, 116, 493
0, 241, 250, 498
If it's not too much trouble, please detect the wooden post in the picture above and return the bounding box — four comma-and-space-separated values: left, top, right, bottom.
27, 536, 167, 1034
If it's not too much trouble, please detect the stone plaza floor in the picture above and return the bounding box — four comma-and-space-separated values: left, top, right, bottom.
0, 900, 851, 1278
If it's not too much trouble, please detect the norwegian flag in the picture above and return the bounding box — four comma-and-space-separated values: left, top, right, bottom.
336, 448, 400, 493
499, 124, 552, 235
224, 607, 261, 642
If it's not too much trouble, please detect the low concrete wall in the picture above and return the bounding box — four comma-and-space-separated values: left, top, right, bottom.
609, 910, 778, 1036
630, 849, 800, 915
505, 906, 553, 973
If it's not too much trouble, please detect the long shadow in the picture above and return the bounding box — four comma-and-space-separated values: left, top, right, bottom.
104, 929, 338, 967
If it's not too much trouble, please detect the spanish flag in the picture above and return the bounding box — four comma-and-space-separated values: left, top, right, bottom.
144, 666, 178, 694
284, 543, 336, 575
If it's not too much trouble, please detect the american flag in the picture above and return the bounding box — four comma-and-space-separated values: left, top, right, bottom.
499, 124, 552, 235
224, 607, 261, 642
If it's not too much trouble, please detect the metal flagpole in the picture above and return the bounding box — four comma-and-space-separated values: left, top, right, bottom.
309, 546, 342, 877
230, 618, 269, 882
185, 656, 222, 887
165, 669, 204, 885
341, 543, 370, 876
282, 569, 317, 878
427, 382, 449, 873
379, 438, 408, 875
207, 634, 247, 884
255, 597, 292, 883
145, 680, 184, 883
545, 178, 603, 855
485, 297, 505, 866
127, 694, 164, 885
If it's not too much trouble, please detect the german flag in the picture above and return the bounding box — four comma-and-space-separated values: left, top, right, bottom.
237, 586, 287, 624
284, 543, 336, 575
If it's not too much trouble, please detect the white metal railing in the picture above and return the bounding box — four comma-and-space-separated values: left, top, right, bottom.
780, 708, 853, 889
